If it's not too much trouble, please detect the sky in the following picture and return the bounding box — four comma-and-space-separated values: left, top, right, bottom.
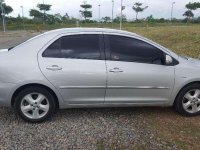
4, 0, 200, 20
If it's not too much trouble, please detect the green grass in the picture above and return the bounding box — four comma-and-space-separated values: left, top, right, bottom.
147, 110, 200, 150
0, 22, 196, 30
124, 25, 200, 58
95, 140, 147, 150
1, 23, 200, 150
2, 22, 199, 58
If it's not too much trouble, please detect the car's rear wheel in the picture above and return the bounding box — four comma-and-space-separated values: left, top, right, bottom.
14, 87, 56, 123
174, 84, 200, 116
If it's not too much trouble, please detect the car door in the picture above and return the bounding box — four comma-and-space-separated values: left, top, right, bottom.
38, 33, 107, 104
104, 34, 175, 104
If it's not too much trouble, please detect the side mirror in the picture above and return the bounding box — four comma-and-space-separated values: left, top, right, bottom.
165, 55, 173, 65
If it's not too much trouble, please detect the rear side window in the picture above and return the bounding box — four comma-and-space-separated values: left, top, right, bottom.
107, 35, 164, 65
61, 34, 101, 59
42, 34, 101, 60
43, 39, 61, 58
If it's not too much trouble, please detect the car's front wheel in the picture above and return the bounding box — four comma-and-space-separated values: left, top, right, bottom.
14, 87, 56, 123
174, 83, 200, 116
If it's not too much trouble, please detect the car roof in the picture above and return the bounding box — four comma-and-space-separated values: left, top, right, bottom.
13, 27, 178, 59
16, 28, 139, 51
43, 28, 138, 36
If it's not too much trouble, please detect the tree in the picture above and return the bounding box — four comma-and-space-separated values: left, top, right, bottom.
184, 2, 200, 21
80, 1, 92, 22
37, 3, 52, 23
102, 16, 111, 23
54, 13, 62, 20
183, 10, 194, 22
37, 3, 52, 13
46, 14, 56, 24
63, 13, 69, 19
186, 2, 200, 11
146, 15, 154, 22
62, 13, 70, 23
114, 14, 127, 22
0, 3, 13, 17
132, 2, 148, 21
29, 9, 43, 19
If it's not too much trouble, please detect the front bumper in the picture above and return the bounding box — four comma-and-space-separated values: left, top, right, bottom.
0, 82, 17, 107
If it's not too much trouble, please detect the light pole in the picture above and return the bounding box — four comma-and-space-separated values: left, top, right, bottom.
98, 4, 101, 25
120, 0, 123, 30
0, 0, 6, 32
120, 0, 125, 30
21, 6, 24, 18
21, 6, 25, 30
43, 0, 45, 24
171, 2, 175, 22
112, 0, 114, 27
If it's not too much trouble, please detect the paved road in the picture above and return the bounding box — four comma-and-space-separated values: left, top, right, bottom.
0, 31, 40, 49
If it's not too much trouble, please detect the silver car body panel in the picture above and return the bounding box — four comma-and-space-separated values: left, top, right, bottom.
103, 33, 175, 104
0, 28, 200, 108
38, 32, 107, 105
105, 60, 175, 104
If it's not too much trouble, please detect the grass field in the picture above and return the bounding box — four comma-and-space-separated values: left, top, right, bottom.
2, 23, 200, 57
1, 24, 200, 150
124, 25, 200, 58
127, 25, 200, 150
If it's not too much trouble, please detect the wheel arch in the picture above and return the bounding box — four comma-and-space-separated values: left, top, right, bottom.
11, 83, 59, 109
173, 81, 200, 105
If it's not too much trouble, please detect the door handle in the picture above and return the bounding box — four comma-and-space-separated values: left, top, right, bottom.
46, 65, 62, 71
109, 67, 123, 73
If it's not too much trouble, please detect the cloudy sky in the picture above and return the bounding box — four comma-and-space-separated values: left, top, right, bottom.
4, 0, 199, 20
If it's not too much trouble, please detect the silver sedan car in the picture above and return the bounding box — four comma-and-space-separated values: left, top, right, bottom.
0, 28, 200, 122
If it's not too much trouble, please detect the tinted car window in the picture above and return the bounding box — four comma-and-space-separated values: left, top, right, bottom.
61, 34, 101, 60
42, 39, 61, 58
43, 34, 101, 60
108, 35, 164, 65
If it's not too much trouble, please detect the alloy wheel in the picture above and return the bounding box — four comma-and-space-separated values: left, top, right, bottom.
20, 93, 50, 119
182, 89, 200, 114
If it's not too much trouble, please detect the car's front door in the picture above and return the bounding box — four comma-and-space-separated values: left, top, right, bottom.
104, 34, 175, 104
38, 33, 106, 104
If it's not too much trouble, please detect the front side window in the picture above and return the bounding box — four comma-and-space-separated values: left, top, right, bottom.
43, 34, 101, 60
107, 35, 164, 65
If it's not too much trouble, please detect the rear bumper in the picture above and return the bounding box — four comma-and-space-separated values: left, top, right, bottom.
0, 82, 17, 107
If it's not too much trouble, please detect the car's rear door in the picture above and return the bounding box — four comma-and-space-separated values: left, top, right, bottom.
104, 34, 175, 104
38, 33, 107, 104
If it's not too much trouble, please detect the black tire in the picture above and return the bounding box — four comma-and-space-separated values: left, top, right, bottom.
14, 87, 56, 123
174, 83, 200, 117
